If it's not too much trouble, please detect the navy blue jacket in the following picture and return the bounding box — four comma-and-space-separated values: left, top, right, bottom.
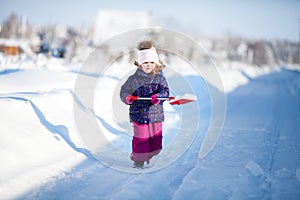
120, 69, 169, 124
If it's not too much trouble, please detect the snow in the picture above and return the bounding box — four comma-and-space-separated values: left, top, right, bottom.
93, 10, 154, 44
0, 55, 300, 199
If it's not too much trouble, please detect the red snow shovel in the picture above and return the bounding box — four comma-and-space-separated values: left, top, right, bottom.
137, 94, 197, 105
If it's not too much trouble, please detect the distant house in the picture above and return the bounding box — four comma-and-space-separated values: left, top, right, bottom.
0, 38, 36, 58
5, 46, 20, 56
0, 39, 21, 56
93, 10, 154, 45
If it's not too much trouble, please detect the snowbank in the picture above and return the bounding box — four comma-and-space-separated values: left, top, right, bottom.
0, 98, 85, 199
1, 55, 300, 199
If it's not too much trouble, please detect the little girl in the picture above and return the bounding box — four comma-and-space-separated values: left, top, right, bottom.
120, 40, 169, 168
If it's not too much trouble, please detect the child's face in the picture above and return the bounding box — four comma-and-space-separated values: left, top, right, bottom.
141, 62, 156, 73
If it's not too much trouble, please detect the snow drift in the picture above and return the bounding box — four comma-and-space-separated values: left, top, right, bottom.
0, 56, 300, 199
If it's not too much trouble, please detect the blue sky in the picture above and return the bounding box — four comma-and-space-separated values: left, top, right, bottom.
0, 0, 299, 41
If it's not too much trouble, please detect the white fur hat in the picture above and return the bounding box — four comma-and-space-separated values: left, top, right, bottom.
137, 47, 159, 66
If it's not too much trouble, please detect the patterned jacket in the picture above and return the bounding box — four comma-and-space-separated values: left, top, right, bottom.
120, 69, 169, 124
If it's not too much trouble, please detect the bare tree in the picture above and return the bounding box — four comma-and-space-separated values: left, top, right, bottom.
0, 13, 19, 38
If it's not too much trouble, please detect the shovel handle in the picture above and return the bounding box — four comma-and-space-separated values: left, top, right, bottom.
137, 96, 175, 101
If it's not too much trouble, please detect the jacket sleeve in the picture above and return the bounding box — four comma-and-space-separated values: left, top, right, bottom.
120, 77, 133, 104
156, 76, 169, 98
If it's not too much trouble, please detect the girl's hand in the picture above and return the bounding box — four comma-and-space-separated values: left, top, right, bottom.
151, 94, 160, 105
125, 95, 138, 104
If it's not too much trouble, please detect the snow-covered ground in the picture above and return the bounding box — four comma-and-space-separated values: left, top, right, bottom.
0, 55, 300, 199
